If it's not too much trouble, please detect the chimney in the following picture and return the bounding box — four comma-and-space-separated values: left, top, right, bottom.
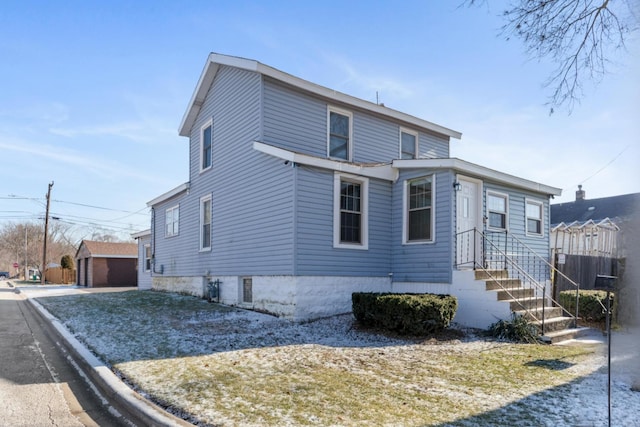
576, 185, 586, 201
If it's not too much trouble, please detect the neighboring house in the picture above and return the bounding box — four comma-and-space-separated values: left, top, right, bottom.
132, 230, 152, 290
551, 186, 640, 258
143, 53, 566, 332
76, 240, 138, 287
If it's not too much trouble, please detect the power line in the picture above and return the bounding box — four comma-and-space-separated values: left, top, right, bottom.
567, 145, 631, 192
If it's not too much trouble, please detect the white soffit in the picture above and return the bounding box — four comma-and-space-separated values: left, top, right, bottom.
147, 183, 190, 207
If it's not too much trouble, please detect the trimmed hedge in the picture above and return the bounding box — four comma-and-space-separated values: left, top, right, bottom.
352, 292, 458, 335
559, 290, 613, 323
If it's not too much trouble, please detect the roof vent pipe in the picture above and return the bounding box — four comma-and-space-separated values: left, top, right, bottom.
576, 185, 586, 201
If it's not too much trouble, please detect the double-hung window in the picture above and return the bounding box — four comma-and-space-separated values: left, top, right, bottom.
405, 176, 434, 243
328, 107, 352, 161
487, 192, 508, 230
526, 199, 543, 236
400, 129, 418, 159
200, 195, 212, 251
201, 120, 212, 172
144, 244, 151, 272
333, 173, 368, 249
165, 205, 179, 237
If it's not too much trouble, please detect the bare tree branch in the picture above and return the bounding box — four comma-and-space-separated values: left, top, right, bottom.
466, 0, 638, 113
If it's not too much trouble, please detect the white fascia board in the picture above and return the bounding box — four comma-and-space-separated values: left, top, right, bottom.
147, 183, 190, 207
131, 229, 151, 239
179, 53, 462, 140
253, 141, 397, 181
92, 254, 138, 259
393, 158, 562, 196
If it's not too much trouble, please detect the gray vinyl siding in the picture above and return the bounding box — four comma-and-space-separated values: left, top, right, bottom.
483, 182, 550, 259
294, 166, 392, 276
391, 169, 455, 283
153, 65, 294, 277
263, 78, 450, 163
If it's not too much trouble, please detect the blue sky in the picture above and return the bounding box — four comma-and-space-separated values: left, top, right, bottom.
1, 1, 638, 242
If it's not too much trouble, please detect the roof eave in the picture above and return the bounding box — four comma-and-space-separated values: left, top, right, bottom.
393, 158, 562, 196
178, 53, 462, 140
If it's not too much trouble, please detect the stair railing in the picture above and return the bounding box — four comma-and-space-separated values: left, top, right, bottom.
456, 228, 579, 333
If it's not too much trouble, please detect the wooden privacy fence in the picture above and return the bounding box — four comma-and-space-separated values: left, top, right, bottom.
553, 254, 617, 299
45, 267, 76, 284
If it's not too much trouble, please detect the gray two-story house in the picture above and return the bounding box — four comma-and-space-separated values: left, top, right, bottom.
143, 53, 567, 331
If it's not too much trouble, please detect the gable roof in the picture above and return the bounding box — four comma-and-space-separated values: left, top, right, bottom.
179, 53, 462, 140
76, 240, 138, 259
551, 192, 640, 225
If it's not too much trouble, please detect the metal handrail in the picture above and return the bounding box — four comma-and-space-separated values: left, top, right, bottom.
456, 228, 578, 333
491, 230, 607, 315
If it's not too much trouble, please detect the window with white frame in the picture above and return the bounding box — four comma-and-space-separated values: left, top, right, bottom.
526, 199, 543, 236
328, 107, 352, 161
333, 173, 368, 249
144, 244, 151, 272
400, 129, 418, 159
201, 120, 212, 172
165, 205, 179, 237
200, 195, 212, 251
487, 192, 508, 230
405, 176, 434, 242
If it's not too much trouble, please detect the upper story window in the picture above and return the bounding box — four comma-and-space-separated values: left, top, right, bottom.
487, 192, 508, 230
165, 205, 179, 237
400, 129, 418, 159
333, 173, 368, 249
405, 176, 434, 243
526, 199, 543, 236
200, 195, 212, 251
144, 244, 151, 272
327, 107, 352, 161
201, 120, 213, 172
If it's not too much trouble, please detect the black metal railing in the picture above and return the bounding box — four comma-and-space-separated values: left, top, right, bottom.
456, 228, 585, 333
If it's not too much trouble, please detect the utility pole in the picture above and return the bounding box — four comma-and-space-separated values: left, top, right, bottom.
41, 181, 54, 285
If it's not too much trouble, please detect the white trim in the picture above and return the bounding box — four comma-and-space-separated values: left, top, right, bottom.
200, 119, 213, 173
131, 229, 151, 239
486, 190, 509, 231
399, 128, 419, 159
165, 204, 180, 237
88, 254, 138, 259
147, 183, 190, 207
525, 198, 544, 237
333, 173, 369, 250
143, 244, 151, 272
179, 53, 462, 140
253, 141, 397, 181
327, 106, 353, 162
393, 158, 562, 196
199, 194, 212, 252
403, 174, 436, 245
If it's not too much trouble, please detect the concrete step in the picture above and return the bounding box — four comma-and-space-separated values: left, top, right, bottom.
475, 269, 508, 280
509, 297, 546, 311
532, 316, 575, 334
497, 287, 534, 301
485, 278, 522, 290
539, 327, 594, 344
516, 306, 564, 322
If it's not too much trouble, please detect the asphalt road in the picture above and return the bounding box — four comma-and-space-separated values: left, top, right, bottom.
0, 283, 130, 427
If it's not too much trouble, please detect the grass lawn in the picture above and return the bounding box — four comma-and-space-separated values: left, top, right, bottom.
36, 290, 605, 427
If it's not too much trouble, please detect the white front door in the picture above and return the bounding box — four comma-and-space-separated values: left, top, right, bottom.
456, 176, 483, 268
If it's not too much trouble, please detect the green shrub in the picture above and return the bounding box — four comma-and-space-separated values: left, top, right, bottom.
559, 290, 613, 323
352, 293, 458, 335
488, 314, 539, 343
